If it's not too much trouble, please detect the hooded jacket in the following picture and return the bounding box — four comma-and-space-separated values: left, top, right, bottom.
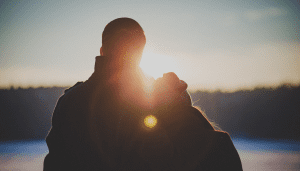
44, 56, 243, 171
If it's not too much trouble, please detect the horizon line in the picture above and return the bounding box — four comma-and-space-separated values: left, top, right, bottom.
1, 82, 299, 93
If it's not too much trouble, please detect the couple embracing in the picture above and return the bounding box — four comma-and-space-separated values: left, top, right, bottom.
44, 18, 243, 171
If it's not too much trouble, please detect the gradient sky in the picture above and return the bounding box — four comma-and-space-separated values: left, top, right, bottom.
1, 0, 299, 91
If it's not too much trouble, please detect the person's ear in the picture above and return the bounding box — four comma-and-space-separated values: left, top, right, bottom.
100, 47, 104, 56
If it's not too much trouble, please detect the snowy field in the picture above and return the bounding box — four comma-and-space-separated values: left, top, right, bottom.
0, 138, 299, 171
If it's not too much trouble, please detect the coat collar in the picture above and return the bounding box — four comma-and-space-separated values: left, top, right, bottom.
89, 56, 153, 84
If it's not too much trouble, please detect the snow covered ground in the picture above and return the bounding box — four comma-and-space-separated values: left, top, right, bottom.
0, 139, 299, 171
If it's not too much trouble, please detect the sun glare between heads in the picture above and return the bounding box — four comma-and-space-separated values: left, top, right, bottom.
140, 51, 178, 79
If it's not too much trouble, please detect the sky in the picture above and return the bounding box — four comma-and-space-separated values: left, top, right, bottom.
0, 0, 299, 91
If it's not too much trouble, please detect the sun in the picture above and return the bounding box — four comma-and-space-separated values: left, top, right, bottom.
140, 51, 178, 79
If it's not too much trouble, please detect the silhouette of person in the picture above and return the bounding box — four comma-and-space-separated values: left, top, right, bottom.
148, 72, 243, 171
44, 18, 243, 171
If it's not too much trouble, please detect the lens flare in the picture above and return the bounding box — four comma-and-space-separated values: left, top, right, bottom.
144, 115, 157, 128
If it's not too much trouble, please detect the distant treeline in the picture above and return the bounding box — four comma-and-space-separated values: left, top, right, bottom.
190, 84, 300, 141
0, 84, 299, 141
0, 87, 67, 141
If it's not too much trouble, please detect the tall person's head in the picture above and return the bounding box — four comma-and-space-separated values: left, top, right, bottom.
101, 18, 146, 69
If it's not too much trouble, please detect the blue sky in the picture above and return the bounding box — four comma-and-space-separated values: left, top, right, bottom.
0, 0, 299, 91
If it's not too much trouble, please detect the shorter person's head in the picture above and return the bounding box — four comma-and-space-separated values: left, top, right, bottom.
101, 18, 146, 68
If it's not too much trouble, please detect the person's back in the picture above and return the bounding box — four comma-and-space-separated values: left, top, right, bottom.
44, 17, 153, 170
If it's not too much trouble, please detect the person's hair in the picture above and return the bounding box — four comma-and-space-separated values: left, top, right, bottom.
102, 18, 146, 66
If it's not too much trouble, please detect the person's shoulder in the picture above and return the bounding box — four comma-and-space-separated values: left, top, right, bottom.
212, 131, 232, 141
56, 81, 86, 107
56, 81, 83, 107
214, 130, 230, 136
64, 81, 84, 94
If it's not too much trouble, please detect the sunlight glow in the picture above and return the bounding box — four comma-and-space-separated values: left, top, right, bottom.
144, 115, 157, 128
140, 51, 178, 79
